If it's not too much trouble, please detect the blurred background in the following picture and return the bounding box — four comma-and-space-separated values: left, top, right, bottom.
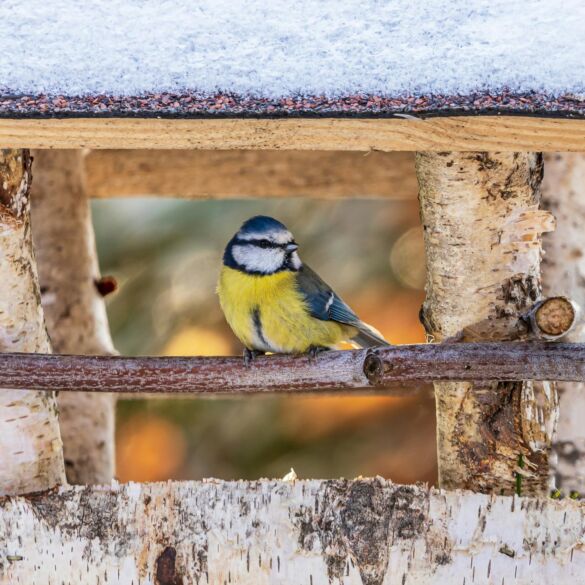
92, 195, 437, 484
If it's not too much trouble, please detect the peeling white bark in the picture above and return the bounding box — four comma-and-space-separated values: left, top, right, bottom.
0, 479, 584, 584
416, 152, 557, 495
541, 153, 585, 492
0, 149, 65, 495
31, 150, 116, 485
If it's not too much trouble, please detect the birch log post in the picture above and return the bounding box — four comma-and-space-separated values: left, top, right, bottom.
416, 152, 557, 495
541, 153, 585, 491
31, 150, 116, 485
1, 479, 584, 585
0, 149, 65, 495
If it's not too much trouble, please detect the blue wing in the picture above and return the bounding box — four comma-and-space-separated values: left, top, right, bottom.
296, 265, 389, 347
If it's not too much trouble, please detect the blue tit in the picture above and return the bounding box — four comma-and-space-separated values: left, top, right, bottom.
217, 216, 390, 360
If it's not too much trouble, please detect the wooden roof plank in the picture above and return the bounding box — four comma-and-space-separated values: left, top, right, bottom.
3, 117, 585, 150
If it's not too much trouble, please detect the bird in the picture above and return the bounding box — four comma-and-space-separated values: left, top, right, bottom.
217, 216, 390, 363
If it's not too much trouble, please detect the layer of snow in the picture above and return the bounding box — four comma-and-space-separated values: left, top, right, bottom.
0, 0, 583, 98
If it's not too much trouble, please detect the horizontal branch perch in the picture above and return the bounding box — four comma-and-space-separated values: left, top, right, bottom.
1, 479, 584, 584
1, 342, 585, 395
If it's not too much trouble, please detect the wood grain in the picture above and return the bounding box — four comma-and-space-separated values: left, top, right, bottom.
84, 150, 417, 199
1, 117, 584, 150
0, 343, 584, 395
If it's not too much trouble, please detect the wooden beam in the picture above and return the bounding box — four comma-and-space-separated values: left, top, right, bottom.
84, 150, 417, 199
0, 117, 584, 150
0, 343, 584, 395
1, 479, 584, 585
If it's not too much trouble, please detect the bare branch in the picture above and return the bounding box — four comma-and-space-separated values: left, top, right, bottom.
0, 343, 584, 395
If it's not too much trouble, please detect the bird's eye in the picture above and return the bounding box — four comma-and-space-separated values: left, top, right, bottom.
256, 240, 272, 249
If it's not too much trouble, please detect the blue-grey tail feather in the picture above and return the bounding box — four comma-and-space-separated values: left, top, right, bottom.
352, 327, 391, 348
296, 264, 391, 348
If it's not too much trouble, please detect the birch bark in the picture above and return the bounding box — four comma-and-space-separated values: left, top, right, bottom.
31, 149, 116, 484
0, 479, 584, 585
0, 149, 65, 495
541, 152, 585, 492
416, 152, 557, 495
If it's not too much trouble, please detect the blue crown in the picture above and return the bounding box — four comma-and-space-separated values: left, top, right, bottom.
239, 215, 288, 235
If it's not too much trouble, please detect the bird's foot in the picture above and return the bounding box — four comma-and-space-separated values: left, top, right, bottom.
243, 348, 264, 367
307, 346, 328, 362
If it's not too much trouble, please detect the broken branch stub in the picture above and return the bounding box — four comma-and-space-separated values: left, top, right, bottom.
526, 296, 579, 340
416, 151, 557, 496
0, 149, 65, 495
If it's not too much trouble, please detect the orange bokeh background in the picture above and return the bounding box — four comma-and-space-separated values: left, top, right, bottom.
94, 197, 436, 484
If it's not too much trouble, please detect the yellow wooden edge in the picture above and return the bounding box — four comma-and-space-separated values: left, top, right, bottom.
3, 116, 585, 150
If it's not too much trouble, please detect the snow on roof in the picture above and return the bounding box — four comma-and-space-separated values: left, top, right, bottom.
0, 0, 584, 117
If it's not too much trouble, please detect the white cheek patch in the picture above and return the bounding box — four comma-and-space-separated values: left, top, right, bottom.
289, 251, 302, 270
232, 245, 285, 274
238, 229, 293, 245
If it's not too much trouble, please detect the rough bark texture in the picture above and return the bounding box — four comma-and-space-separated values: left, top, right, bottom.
416, 152, 557, 495
0, 479, 584, 584
1, 342, 585, 396
30, 150, 116, 485
541, 153, 585, 491
0, 149, 65, 495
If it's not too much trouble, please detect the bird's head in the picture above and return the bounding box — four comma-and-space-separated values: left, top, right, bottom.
223, 216, 302, 274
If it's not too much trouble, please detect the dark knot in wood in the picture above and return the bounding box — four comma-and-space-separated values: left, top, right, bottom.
94, 276, 118, 297
363, 352, 385, 386
155, 546, 183, 585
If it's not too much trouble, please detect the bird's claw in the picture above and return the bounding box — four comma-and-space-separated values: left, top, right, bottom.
243, 348, 263, 367
307, 346, 328, 362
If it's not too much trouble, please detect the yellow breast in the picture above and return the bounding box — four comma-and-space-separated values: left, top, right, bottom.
217, 266, 353, 353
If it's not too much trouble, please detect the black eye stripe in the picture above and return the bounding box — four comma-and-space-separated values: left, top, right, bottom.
234, 238, 284, 249
256, 239, 274, 248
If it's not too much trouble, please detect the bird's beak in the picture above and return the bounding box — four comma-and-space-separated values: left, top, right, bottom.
286, 243, 299, 252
